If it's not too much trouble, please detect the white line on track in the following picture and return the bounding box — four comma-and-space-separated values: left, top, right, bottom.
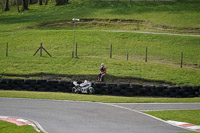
101, 103, 195, 132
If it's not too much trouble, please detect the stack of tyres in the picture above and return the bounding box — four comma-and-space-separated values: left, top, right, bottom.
36, 80, 47, 92
142, 85, 153, 96
198, 86, 200, 97
111, 84, 121, 96
46, 80, 59, 92
94, 82, 106, 94
119, 83, 130, 96
176, 87, 185, 98
130, 83, 143, 96
193, 86, 200, 97
106, 83, 118, 95
0, 78, 199, 98
124, 86, 134, 97
58, 81, 72, 92
181, 86, 194, 98
11, 79, 24, 91
0, 79, 12, 90
155, 85, 168, 97
24, 79, 37, 91
168, 86, 180, 97
100, 86, 108, 95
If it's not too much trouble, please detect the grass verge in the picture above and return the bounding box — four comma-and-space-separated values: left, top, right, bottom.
0, 120, 40, 133
145, 110, 200, 126
0, 90, 200, 103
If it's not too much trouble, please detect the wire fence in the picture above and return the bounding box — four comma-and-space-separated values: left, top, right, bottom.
0, 42, 199, 69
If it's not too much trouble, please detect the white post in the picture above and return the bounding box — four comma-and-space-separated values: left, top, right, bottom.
72, 18, 80, 58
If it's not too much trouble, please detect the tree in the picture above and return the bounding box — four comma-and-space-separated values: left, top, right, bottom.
45, 0, 48, 5
39, 0, 42, 5
4, 0, 9, 11
56, 0, 68, 5
22, 0, 28, 11
16, 0, 20, 12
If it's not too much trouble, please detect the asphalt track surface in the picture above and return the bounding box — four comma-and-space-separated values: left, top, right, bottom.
0, 98, 198, 133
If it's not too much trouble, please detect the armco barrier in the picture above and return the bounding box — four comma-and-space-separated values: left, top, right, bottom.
0, 79, 199, 98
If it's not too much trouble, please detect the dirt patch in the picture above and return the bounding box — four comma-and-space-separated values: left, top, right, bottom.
1, 73, 174, 85
29, 18, 200, 34
79, 18, 144, 23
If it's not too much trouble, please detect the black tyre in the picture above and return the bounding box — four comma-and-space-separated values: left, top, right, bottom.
88, 87, 95, 94
72, 87, 79, 94
94, 82, 106, 89
130, 83, 143, 90
36, 80, 47, 84
101, 90, 108, 95
120, 89, 128, 95
118, 83, 130, 91
57, 86, 66, 92
124, 92, 133, 97
24, 79, 36, 85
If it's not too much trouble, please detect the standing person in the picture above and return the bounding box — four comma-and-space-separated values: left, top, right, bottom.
98, 63, 107, 82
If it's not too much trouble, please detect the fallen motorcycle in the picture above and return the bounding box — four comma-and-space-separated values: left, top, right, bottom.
72, 80, 95, 94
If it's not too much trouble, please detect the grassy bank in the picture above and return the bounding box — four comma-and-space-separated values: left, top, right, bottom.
1, 90, 200, 103
0, 0, 200, 32
0, 120, 40, 133
0, 30, 200, 85
0, 0, 200, 85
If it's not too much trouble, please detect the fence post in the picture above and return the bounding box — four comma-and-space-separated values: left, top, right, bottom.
145, 47, 148, 62
40, 42, 42, 57
6, 42, 8, 57
75, 42, 78, 58
127, 50, 129, 61
110, 44, 112, 58
181, 52, 183, 68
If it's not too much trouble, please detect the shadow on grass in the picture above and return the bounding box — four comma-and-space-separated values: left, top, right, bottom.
1, 73, 173, 85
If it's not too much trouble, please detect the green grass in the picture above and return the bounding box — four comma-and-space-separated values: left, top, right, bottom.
0, 0, 200, 32
0, 120, 40, 133
145, 110, 200, 126
0, 0, 200, 85
1, 90, 200, 103
179, 132, 196, 133
0, 30, 200, 85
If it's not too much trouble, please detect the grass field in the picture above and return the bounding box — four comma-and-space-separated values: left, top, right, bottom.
0, 0, 200, 85
0, 30, 200, 85
1, 90, 200, 103
0, 0, 200, 32
0, 120, 40, 133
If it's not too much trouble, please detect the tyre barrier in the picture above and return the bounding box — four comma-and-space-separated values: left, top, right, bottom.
0, 79, 200, 98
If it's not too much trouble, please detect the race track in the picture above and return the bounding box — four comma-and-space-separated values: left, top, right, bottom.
0, 98, 192, 133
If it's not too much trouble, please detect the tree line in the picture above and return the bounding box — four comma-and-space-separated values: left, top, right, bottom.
0, 0, 69, 12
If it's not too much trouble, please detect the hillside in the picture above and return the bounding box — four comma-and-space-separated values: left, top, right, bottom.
0, 0, 200, 85
0, 0, 200, 32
